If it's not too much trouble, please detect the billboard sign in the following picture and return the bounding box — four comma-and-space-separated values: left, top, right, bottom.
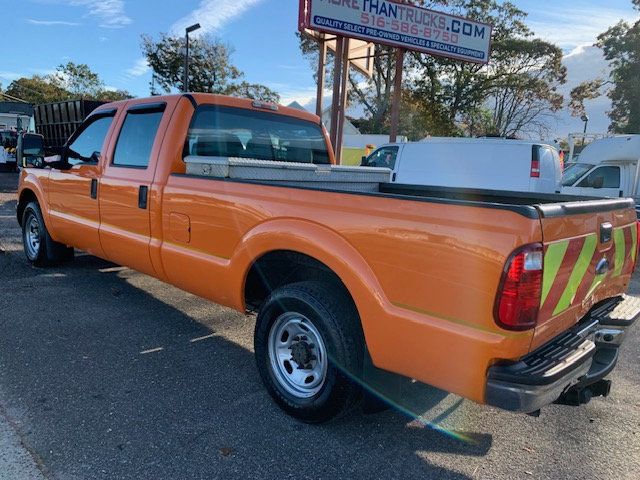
299, 0, 493, 64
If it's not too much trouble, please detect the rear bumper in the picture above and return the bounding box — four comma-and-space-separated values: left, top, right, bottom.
485, 295, 640, 413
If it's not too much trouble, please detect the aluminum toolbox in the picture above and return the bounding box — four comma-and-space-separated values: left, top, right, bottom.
184, 156, 391, 192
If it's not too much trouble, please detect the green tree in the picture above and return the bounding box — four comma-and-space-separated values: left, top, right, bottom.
141, 33, 280, 102
5, 63, 131, 105
410, 0, 565, 138
485, 38, 565, 137
94, 89, 132, 101
570, 1, 640, 133
52, 62, 103, 98
5, 76, 71, 104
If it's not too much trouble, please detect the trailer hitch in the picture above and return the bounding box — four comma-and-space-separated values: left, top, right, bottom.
555, 379, 612, 407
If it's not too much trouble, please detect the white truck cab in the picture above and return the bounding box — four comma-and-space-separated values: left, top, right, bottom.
561, 135, 640, 201
363, 138, 562, 194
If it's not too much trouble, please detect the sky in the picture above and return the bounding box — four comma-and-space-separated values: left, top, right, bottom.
2, 0, 639, 137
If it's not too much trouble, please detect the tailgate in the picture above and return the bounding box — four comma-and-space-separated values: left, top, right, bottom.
532, 198, 637, 350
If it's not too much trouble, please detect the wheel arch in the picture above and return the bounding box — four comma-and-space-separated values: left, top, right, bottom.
17, 186, 42, 227
232, 219, 389, 347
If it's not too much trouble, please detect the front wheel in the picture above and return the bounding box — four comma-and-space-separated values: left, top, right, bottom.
254, 281, 365, 423
22, 201, 73, 266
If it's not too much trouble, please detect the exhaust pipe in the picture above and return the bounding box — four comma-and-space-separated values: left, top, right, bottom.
555, 380, 612, 407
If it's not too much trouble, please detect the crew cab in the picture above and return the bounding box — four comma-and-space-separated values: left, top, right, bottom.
16, 94, 640, 422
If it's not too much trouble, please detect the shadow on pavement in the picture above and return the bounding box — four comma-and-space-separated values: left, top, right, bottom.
0, 172, 19, 193
0, 250, 489, 479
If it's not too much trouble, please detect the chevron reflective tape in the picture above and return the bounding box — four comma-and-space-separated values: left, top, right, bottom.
540, 240, 569, 307
540, 224, 637, 319
613, 228, 626, 277
553, 234, 598, 316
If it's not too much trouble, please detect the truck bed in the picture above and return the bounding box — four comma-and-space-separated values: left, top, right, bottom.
183, 155, 634, 219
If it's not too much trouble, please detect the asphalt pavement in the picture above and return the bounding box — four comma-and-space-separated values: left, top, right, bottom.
1, 171, 639, 479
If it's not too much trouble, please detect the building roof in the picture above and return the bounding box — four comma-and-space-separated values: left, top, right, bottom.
0, 101, 33, 116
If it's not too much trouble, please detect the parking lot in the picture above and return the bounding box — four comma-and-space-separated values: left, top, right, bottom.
0, 171, 639, 480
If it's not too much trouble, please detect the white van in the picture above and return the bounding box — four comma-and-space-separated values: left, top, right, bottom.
363, 138, 562, 194
561, 135, 640, 200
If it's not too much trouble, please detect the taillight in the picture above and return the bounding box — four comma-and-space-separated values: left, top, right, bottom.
530, 159, 540, 178
494, 244, 543, 331
530, 146, 541, 178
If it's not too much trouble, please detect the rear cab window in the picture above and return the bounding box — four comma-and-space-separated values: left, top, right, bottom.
112, 103, 166, 168
184, 106, 330, 164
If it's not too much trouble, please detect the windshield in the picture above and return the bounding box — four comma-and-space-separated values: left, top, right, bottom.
562, 163, 594, 186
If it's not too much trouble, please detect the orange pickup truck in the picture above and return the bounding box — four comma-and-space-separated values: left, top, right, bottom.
16, 94, 640, 423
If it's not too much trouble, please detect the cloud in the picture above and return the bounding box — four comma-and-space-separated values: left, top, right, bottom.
53, 0, 132, 28
27, 19, 81, 26
171, 0, 263, 36
29, 67, 57, 76
0, 71, 23, 82
126, 57, 151, 77
528, 5, 639, 51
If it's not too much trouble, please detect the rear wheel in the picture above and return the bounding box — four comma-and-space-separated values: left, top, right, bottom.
22, 201, 73, 266
254, 281, 364, 423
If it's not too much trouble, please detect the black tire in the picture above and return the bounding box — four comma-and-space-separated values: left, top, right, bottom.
254, 281, 365, 423
21, 201, 73, 267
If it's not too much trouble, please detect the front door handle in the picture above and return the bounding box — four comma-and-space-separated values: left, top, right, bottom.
90, 179, 98, 199
138, 185, 148, 209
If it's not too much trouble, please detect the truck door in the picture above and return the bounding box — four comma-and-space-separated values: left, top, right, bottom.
98, 102, 167, 276
563, 165, 623, 198
48, 109, 117, 257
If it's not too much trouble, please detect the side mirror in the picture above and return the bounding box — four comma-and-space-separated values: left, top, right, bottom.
17, 133, 46, 168
361, 155, 369, 167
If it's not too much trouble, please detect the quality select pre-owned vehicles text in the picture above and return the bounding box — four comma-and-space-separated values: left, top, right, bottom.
16, 94, 640, 423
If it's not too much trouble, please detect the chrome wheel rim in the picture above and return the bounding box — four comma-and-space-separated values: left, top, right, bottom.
268, 312, 328, 398
25, 215, 40, 258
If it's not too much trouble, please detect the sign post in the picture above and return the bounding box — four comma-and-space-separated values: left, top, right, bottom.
315, 33, 328, 117
329, 36, 345, 150
335, 38, 351, 159
389, 48, 404, 143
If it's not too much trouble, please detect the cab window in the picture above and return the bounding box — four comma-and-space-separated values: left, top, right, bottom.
366, 147, 399, 169
66, 115, 114, 165
577, 166, 620, 189
185, 106, 330, 164
113, 108, 164, 168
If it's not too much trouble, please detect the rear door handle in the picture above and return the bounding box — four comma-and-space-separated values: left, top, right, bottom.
90, 179, 98, 199
138, 185, 148, 209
